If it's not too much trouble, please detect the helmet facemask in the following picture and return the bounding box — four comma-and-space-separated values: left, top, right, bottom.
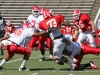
32, 10, 40, 17
73, 14, 80, 20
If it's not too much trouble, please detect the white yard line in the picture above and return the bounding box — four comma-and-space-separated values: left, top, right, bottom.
6, 55, 48, 64
30, 73, 38, 75
6, 56, 38, 64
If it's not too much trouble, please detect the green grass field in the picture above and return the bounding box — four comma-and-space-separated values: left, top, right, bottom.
0, 50, 100, 75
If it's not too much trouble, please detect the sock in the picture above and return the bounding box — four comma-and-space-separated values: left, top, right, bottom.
84, 63, 91, 68
41, 55, 45, 58
20, 60, 27, 68
0, 59, 6, 67
67, 61, 73, 66
40, 49, 45, 58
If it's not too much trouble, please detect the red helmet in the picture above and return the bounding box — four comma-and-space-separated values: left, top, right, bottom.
32, 6, 40, 17
40, 8, 46, 15
6, 20, 11, 26
72, 9, 81, 20
43, 9, 54, 19
23, 21, 31, 28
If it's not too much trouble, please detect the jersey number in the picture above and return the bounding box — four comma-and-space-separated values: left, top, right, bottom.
32, 20, 36, 27
46, 19, 57, 27
75, 21, 84, 28
65, 28, 71, 32
14, 28, 24, 36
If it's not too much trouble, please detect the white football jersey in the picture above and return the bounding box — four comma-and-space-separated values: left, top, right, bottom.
27, 14, 44, 29
49, 29, 62, 40
8, 28, 34, 45
65, 38, 81, 57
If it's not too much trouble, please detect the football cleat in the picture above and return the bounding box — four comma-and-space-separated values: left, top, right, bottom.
0, 66, 4, 70
90, 61, 98, 69
19, 67, 29, 71
48, 55, 53, 59
39, 57, 45, 61
70, 64, 76, 71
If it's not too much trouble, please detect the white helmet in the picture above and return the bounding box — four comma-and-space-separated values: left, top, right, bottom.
32, 6, 40, 17
73, 9, 81, 20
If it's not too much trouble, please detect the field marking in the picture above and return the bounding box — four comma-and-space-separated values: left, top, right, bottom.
30, 73, 38, 75
6, 56, 39, 64
6, 55, 48, 64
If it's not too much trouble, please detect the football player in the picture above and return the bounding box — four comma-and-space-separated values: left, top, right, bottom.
1, 20, 15, 55
39, 9, 75, 70
5, 20, 15, 34
62, 37, 100, 70
27, 6, 46, 61
72, 9, 96, 47
0, 27, 47, 71
63, 24, 74, 41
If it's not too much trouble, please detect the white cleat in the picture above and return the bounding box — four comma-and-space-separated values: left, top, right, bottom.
70, 64, 76, 71
48, 55, 53, 59
39, 57, 45, 61
19, 67, 29, 71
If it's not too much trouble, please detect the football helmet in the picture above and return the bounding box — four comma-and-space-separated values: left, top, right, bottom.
40, 8, 46, 15
23, 21, 30, 28
43, 9, 54, 19
32, 6, 40, 17
73, 9, 81, 20
6, 20, 11, 26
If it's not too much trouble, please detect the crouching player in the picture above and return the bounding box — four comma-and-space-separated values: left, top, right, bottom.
0, 27, 47, 71
62, 37, 100, 70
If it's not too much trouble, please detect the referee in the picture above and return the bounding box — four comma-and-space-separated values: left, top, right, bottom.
0, 12, 6, 55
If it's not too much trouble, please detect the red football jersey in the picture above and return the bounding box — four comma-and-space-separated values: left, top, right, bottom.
5, 24, 15, 33
73, 14, 91, 32
39, 14, 64, 30
63, 26, 73, 34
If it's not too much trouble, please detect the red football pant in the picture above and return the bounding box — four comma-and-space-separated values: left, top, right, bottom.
45, 37, 52, 49
75, 43, 100, 68
3, 43, 31, 58
29, 36, 45, 50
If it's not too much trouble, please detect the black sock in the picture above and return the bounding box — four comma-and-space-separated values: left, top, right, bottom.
84, 63, 91, 68
40, 49, 45, 55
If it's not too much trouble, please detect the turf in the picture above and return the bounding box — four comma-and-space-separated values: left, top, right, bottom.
0, 50, 100, 75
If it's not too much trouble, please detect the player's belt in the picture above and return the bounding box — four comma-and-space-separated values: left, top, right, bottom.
53, 34, 63, 40
8, 40, 19, 46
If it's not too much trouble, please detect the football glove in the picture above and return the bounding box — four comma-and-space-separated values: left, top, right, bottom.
72, 38, 75, 42
91, 32, 96, 38
47, 27, 56, 33
62, 38, 67, 42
